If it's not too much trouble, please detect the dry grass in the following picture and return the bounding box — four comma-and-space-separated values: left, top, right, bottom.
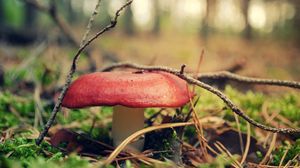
102, 122, 194, 165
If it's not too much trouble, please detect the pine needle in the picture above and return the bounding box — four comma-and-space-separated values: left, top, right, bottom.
240, 122, 251, 164
102, 122, 194, 165
259, 133, 277, 165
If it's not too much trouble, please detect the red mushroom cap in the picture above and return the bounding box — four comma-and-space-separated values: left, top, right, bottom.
62, 71, 194, 108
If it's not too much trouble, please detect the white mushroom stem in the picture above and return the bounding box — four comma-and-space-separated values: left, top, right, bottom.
112, 105, 145, 152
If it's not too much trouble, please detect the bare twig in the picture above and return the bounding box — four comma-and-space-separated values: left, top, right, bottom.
35, 0, 133, 145
101, 62, 300, 134
180, 64, 186, 74
198, 71, 300, 89
80, 0, 102, 47
23, 0, 79, 47
22, 0, 97, 71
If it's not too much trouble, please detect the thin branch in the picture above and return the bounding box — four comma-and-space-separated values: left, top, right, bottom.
101, 62, 300, 135
80, 0, 102, 47
198, 71, 300, 89
35, 0, 133, 145
23, 0, 79, 47
22, 0, 97, 71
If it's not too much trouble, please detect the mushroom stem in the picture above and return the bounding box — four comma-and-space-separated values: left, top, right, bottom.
112, 105, 145, 151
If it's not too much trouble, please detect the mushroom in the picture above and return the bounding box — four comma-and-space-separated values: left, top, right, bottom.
62, 71, 193, 151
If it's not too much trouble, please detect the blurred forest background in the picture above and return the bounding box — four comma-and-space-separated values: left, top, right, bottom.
1, 0, 300, 82
1, 1, 300, 167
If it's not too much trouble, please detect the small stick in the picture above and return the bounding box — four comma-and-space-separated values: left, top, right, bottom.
198, 71, 300, 90
180, 64, 186, 74
80, 0, 102, 47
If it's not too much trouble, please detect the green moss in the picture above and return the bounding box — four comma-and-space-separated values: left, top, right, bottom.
1, 72, 300, 167
269, 94, 300, 122
224, 86, 265, 122
33, 64, 59, 86
0, 137, 94, 168
57, 109, 91, 125
4, 69, 27, 87
0, 138, 58, 159
3, 154, 92, 168
0, 91, 36, 129
271, 139, 300, 166
2, 0, 25, 28
101, 107, 113, 117
183, 126, 196, 142
144, 129, 178, 159
145, 108, 157, 118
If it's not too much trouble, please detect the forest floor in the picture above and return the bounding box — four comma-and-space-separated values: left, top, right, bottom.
0, 33, 300, 167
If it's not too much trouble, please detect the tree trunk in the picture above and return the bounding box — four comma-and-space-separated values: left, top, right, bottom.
152, 0, 160, 35
65, 0, 78, 24
122, 6, 134, 35
0, 0, 4, 27
293, 1, 300, 45
24, 2, 37, 28
241, 0, 252, 39
201, 0, 216, 40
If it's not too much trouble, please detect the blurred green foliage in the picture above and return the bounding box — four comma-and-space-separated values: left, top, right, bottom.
270, 94, 300, 122
271, 139, 300, 166
2, 0, 25, 28
4, 69, 27, 87
0, 91, 35, 129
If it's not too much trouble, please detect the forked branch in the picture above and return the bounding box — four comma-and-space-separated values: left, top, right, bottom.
101, 62, 300, 135
35, 0, 133, 145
